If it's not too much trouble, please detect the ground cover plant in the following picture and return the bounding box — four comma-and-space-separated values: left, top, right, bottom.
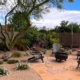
7, 59, 19, 64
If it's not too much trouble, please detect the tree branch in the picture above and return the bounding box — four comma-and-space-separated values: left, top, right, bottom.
0, 24, 6, 39
10, 17, 31, 48
0, 0, 7, 5
4, 4, 18, 42
28, 0, 49, 15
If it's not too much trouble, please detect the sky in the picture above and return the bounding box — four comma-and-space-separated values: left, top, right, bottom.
0, 0, 80, 29
32, 0, 80, 29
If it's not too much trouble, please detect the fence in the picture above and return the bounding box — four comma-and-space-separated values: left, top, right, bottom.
59, 33, 80, 48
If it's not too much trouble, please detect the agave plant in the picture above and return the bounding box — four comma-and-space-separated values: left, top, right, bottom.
0, 66, 10, 76
16, 63, 29, 70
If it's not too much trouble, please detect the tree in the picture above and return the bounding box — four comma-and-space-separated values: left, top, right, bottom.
0, 0, 74, 50
47, 31, 60, 48
55, 21, 80, 33
21, 26, 39, 47
68, 23, 80, 33
55, 20, 70, 32
39, 26, 47, 34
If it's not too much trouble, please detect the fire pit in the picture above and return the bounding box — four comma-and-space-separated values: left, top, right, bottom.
55, 52, 68, 62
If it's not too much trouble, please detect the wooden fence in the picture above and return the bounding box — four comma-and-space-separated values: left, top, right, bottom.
59, 33, 80, 48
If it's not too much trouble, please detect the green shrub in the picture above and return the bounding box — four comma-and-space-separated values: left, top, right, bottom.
0, 66, 10, 76
21, 39, 31, 47
65, 49, 72, 54
47, 32, 60, 48
16, 63, 29, 70
0, 61, 3, 64
12, 52, 22, 57
7, 59, 19, 64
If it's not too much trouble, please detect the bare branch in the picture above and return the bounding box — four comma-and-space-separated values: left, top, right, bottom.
0, 0, 7, 5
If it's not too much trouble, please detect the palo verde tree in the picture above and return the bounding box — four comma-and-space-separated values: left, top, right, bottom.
0, 0, 74, 50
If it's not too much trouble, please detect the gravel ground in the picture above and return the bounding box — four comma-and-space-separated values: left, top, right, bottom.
0, 51, 42, 80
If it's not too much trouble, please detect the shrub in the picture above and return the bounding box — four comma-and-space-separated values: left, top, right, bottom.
21, 39, 31, 47
0, 66, 10, 76
0, 43, 6, 51
7, 59, 19, 64
47, 32, 60, 48
16, 63, 29, 70
65, 49, 72, 54
15, 40, 26, 51
12, 52, 22, 57
23, 53, 30, 56
2, 53, 10, 61
0, 61, 3, 64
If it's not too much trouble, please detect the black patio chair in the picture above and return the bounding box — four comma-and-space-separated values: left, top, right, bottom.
77, 50, 80, 59
76, 58, 80, 69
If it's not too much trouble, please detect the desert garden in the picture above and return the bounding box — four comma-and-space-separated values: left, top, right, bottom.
0, 49, 80, 80
0, 0, 80, 80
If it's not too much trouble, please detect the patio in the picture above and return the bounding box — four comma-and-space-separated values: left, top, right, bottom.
0, 50, 80, 80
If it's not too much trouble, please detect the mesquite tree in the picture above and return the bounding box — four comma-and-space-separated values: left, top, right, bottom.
0, 0, 74, 50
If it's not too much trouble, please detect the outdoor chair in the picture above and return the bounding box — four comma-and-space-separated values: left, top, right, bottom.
52, 43, 61, 54
26, 46, 44, 63
52, 43, 68, 62
76, 58, 80, 69
26, 46, 41, 56
77, 50, 80, 59
28, 54, 44, 62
